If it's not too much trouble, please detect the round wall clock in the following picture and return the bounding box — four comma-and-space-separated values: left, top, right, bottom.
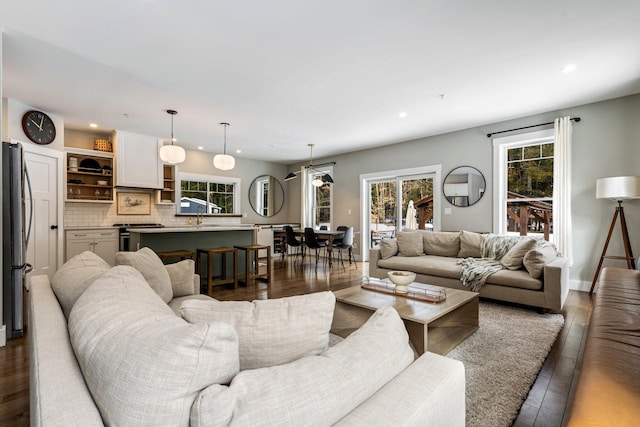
22, 110, 56, 145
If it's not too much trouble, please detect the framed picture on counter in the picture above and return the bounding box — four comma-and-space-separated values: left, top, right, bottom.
117, 191, 151, 215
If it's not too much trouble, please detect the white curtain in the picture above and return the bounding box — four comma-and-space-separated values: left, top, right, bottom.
553, 117, 573, 265
301, 167, 313, 227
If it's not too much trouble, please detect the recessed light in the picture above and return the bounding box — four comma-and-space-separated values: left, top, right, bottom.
89, 123, 98, 128
197, 146, 204, 150
235, 149, 242, 154
561, 63, 576, 73
398, 111, 408, 119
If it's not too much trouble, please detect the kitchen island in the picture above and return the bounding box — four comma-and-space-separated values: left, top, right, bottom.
128, 226, 258, 283
128, 226, 258, 253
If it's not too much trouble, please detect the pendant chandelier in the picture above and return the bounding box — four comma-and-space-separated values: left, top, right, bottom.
213, 122, 235, 170
284, 144, 334, 186
159, 109, 186, 164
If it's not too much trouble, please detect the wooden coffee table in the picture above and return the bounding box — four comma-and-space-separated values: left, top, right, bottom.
333, 282, 479, 355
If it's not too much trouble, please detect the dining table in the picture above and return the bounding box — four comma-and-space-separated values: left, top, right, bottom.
275, 228, 345, 267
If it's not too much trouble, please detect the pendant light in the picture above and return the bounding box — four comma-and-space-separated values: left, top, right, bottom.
284, 144, 335, 185
213, 122, 235, 170
159, 109, 186, 164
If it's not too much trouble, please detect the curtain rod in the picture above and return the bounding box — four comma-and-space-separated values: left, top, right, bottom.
486, 117, 581, 138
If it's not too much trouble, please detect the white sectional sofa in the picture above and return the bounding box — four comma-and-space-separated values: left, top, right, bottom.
29, 249, 466, 426
369, 230, 569, 313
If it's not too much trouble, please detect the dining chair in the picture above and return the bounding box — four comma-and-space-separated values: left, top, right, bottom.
331, 225, 348, 246
283, 225, 304, 264
332, 226, 357, 268
304, 227, 328, 267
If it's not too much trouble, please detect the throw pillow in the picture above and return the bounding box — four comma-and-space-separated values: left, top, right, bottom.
379, 238, 399, 259
523, 241, 558, 278
396, 231, 424, 257
68, 266, 239, 427
458, 230, 483, 258
165, 259, 196, 297
423, 231, 461, 257
180, 291, 336, 370
190, 306, 414, 426
51, 251, 111, 319
500, 238, 537, 270
114, 247, 173, 303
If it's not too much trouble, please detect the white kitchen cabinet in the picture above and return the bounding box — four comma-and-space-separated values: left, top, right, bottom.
113, 130, 163, 189
66, 229, 119, 265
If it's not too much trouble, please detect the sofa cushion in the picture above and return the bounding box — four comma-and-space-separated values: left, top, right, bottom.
180, 291, 336, 370
51, 251, 111, 319
379, 238, 399, 259
397, 231, 424, 257
500, 238, 537, 270
486, 268, 543, 290
190, 306, 414, 426
423, 231, 461, 257
458, 230, 483, 258
523, 241, 558, 279
68, 266, 239, 427
378, 255, 462, 280
168, 294, 215, 315
114, 247, 173, 303
166, 259, 196, 297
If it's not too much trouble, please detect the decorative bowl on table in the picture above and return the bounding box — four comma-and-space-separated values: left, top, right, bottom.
387, 271, 416, 293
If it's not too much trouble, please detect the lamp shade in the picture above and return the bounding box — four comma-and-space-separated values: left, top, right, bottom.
213, 153, 235, 170
596, 176, 640, 200
159, 144, 186, 164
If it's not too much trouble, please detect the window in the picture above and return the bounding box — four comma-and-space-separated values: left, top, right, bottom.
178, 172, 241, 215
493, 129, 555, 240
302, 166, 333, 229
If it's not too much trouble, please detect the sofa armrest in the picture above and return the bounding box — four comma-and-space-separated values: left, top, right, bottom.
542, 256, 570, 313
368, 248, 383, 279
29, 275, 104, 426
334, 352, 465, 427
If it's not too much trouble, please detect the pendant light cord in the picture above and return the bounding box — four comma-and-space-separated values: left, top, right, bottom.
220, 122, 230, 155
167, 109, 178, 146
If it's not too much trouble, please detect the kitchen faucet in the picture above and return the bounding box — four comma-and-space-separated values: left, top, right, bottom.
196, 205, 205, 225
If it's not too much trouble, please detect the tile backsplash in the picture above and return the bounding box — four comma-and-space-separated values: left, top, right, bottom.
64, 202, 242, 228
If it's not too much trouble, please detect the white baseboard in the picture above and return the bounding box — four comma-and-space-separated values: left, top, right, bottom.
0, 325, 6, 347
570, 279, 591, 293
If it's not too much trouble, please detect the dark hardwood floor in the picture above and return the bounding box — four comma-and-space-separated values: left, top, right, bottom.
0, 257, 592, 426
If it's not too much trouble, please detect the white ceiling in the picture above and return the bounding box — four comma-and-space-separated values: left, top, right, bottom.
2, 0, 639, 163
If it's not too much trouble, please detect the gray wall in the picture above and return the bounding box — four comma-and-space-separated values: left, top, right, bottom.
285, 93, 640, 290
182, 150, 289, 225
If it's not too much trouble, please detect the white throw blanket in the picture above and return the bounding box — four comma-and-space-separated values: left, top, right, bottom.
457, 235, 522, 291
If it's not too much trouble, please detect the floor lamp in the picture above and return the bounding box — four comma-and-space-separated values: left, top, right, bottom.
590, 176, 640, 295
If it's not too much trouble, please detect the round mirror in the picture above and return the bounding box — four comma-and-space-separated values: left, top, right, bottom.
443, 166, 486, 207
249, 175, 285, 217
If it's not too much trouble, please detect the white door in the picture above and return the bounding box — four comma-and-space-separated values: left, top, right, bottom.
22, 143, 63, 281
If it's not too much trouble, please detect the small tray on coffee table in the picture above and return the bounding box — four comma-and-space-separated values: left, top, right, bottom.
360, 277, 447, 303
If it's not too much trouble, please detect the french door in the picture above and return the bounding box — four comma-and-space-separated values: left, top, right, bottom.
363, 167, 439, 258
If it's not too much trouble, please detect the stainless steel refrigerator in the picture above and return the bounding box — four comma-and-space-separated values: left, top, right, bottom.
2, 141, 33, 340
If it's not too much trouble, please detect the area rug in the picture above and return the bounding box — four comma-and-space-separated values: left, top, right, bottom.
446, 301, 564, 427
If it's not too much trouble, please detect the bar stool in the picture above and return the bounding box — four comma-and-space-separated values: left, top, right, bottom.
196, 247, 238, 294
234, 244, 271, 284
156, 249, 195, 264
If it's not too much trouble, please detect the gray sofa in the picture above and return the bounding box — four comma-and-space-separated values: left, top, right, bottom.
369, 230, 569, 313
29, 249, 466, 426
